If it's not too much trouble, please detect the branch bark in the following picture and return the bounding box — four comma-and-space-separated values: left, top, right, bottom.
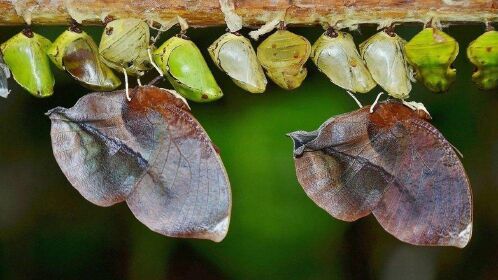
0, 0, 497, 27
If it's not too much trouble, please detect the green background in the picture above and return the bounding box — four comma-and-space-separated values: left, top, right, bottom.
0, 24, 497, 279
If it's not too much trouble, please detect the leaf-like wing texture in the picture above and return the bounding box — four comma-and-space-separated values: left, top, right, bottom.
289, 101, 472, 247
369, 104, 472, 248
48, 86, 231, 242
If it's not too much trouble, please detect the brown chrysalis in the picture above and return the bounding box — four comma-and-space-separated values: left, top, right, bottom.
288, 101, 472, 248
47, 86, 231, 242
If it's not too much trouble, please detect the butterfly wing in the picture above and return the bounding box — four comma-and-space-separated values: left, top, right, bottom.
122, 86, 231, 242
371, 113, 472, 248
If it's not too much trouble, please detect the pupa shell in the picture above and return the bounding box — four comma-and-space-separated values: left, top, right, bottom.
405, 28, 459, 92
311, 31, 376, 93
257, 30, 311, 90
467, 30, 498, 90
48, 28, 121, 91
0, 31, 54, 97
208, 33, 267, 93
99, 18, 152, 76
153, 36, 223, 102
360, 31, 412, 99
0, 54, 10, 98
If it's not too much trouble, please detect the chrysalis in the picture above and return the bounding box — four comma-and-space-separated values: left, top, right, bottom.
311, 30, 376, 93
257, 29, 311, 90
47, 85, 231, 242
288, 100, 472, 248
0, 54, 10, 98
405, 28, 459, 92
99, 17, 152, 76
208, 32, 267, 94
467, 30, 498, 90
48, 24, 121, 91
0, 29, 54, 98
360, 30, 412, 99
153, 36, 223, 102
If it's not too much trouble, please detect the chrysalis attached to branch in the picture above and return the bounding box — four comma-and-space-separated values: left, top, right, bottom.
209, 32, 267, 94
0, 28, 54, 97
48, 22, 121, 91
153, 36, 223, 102
467, 28, 498, 90
360, 29, 412, 99
311, 29, 376, 94
257, 26, 311, 90
405, 27, 459, 92
47, 85, 231, 242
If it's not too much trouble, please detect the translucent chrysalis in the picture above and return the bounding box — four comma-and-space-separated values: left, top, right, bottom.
360, 30, 412, 99
209, 32, 267, 94
311, 30, 376, 94
48, 24, 121, 91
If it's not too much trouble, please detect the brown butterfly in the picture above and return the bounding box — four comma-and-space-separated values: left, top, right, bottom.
47, 85, 231, 242
288, 100, 472, 248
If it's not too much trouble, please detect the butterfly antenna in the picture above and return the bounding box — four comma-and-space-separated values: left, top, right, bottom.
449, 141, 464, 159
370, 92, 384, 113
346, 90, 363, 108
123, 68, 130, 101
168, 89, 191, 110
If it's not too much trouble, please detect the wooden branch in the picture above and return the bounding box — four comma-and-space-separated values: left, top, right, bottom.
0, 0, 496, 27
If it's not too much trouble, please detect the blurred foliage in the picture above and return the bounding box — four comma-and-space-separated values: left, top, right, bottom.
0, 24, 497, 280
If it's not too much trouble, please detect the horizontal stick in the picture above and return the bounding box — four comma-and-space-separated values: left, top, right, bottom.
0, 0, 496, 27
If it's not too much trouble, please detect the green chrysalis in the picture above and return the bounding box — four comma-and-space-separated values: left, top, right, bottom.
0, 29, 54, 97
360, 30, 412, 100
153, 36, 223, 102
405, 28, 459, 92
48, 24, 121, 91
311, 30, 376, 94
257, 30, 311, 90
208, 32, 267, 94
99, 18, 152, 76
467, 30, 498, 90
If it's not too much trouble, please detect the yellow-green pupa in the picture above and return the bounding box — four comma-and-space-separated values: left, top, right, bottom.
360, 31, 412, 100
257, 30, 311, 90
153, 36, 223, 102
48, 27, 121, 91
311, 30, 376, 93
0, 30, 54, 97
405, 28, 459, 92
99, 18, 152, 76
208, 33, 267, 94
467, 30, 498, 90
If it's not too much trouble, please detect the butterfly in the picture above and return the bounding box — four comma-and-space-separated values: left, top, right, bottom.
288, 100, 472, 247
47, 85, 231, 242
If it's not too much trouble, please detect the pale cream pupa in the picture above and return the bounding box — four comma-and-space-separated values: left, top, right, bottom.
311, 30, 376, 94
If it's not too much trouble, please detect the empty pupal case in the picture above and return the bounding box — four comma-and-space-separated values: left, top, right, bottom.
360, 30, 412, 99
405, 27, 459, 92
0, 29, 54, 97
99, 18, 152, 76
257, 30, 311, 90
209, 32, 267, 93
311, 30, 376, 93
467, 30, 498, 90
48, 26, 121, 91
153, 36, 223, 102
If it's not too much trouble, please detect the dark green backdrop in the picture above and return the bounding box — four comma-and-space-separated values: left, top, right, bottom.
0, 24, 497, 279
